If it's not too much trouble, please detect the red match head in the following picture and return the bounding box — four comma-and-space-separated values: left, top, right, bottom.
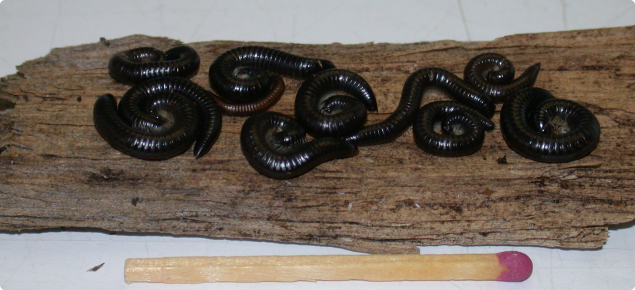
496, 251, 533, 282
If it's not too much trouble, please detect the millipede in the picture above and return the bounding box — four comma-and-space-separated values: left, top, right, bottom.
93, 77, 222, 160
108, 45, 200, 85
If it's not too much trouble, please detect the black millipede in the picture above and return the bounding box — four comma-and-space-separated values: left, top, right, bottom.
464, 53, 541, 103
240, 111, 358, 179
294, 68, 377, 137
212, 75, 286, 116
208, 46, 335, 103
93, 77, 222, 160
108, 46, 200, 85
345, 67, 494, 146
499, 87, 601, 163
413, 101, 495, 157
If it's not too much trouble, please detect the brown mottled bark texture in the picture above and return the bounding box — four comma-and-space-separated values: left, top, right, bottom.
1, 27, 634, 254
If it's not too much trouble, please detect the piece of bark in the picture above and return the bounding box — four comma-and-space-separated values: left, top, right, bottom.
1, 27, 634, 254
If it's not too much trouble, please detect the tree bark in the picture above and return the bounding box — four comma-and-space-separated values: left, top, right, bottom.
1, 27, 634, 254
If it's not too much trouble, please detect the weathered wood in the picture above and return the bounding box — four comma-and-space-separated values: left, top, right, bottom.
1, 27, 634, 254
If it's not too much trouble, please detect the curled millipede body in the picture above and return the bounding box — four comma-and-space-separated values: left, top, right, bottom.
93, 77, 222, 160
240, 111, 358, 179
500, 87, 601, 163
413, 101, 495, 157
108, 46, 200, 85
345, 67, 494, 146
294, 68, 377, 137
208, 46, 335, 102
212, 75, 286, 116
464, 53, 540, 103
93, 93, 199, 160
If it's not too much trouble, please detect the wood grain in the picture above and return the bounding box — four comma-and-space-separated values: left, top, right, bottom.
1, 27, 634, 254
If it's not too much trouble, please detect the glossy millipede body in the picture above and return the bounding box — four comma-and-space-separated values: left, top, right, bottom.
464, 53, 541, 103
413, 101, 495, 157
240, 111, 358, 179
93, 77, 222, 160
208, 46, 335, 102
294, 68, 377, 137
212, 75, 286, 116
345, 67, 494, 146
93, 93, 199, 160
108, 46, 200, 85
500, 87, 601, 163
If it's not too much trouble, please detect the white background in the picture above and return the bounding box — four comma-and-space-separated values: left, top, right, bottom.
1, 0, 635, 289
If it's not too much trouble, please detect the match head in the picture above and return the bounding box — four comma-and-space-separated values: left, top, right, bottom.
496, 251, 533, 282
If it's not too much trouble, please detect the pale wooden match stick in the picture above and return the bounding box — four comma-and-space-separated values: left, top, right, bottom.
124, 251, 532, 284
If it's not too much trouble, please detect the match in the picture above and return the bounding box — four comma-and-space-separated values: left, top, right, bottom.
124, 251, 532, 284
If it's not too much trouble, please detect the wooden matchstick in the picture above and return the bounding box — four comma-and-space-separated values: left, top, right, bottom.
124, 251, 532, 284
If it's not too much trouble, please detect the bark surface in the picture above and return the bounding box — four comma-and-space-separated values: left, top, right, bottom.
1, 27, 634, 254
